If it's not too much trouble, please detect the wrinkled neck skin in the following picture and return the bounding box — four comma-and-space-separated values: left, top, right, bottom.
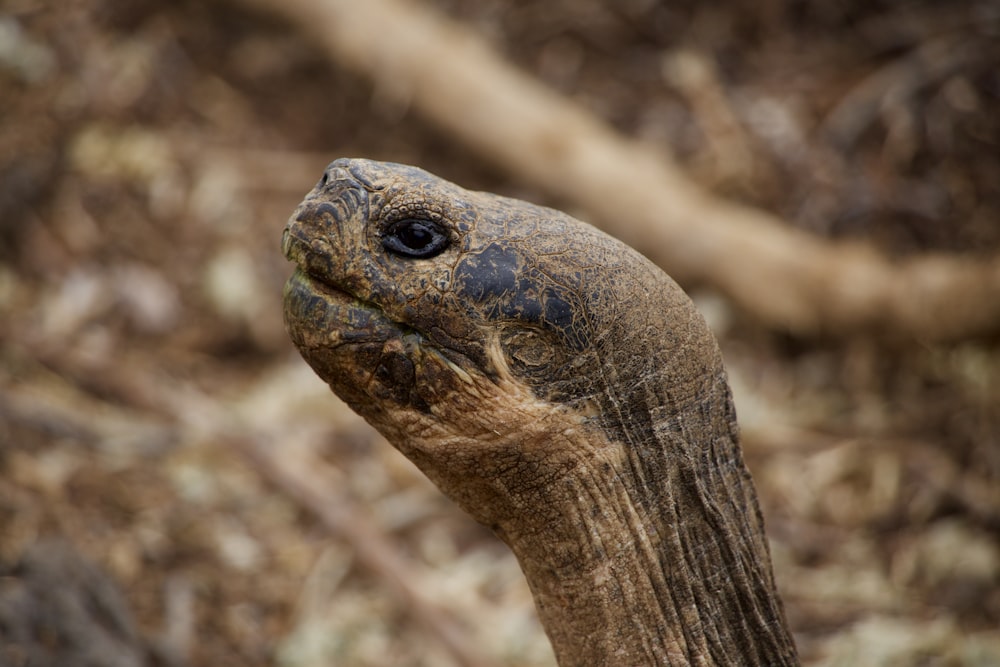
527, 402, 795, 667
368, 353, 798, 667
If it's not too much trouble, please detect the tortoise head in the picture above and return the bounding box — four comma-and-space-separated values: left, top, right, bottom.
282, 158, 728, 518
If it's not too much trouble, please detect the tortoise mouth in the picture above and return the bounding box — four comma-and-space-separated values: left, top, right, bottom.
281, 225, 379, 313
283, 267, 401, 351
285, 267, 355, 309
281, 222, 399, 349
281, 227, 338, 286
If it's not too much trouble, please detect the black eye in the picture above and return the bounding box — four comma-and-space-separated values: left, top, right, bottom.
383, 219, 450, 258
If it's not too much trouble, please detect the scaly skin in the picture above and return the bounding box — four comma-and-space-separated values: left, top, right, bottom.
282, 158, 798, 666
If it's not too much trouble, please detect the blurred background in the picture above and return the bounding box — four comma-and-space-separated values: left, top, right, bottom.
1, 0, 999, 665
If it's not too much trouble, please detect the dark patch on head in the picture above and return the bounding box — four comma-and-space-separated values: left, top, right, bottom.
452, 242, 592, 355
542, 290, 573, 330
498, 277, 543, 321
454, 243, 520, 302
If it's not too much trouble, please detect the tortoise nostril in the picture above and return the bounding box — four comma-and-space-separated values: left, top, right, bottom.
316, 166, 357, 193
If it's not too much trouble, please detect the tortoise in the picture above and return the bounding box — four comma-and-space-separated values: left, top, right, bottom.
282, 158, 798, 666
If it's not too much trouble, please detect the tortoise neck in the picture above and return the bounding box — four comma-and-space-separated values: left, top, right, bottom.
492, 410, 798, 666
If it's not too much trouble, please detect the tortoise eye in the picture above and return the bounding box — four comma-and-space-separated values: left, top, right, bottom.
383, 219, 449, 258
